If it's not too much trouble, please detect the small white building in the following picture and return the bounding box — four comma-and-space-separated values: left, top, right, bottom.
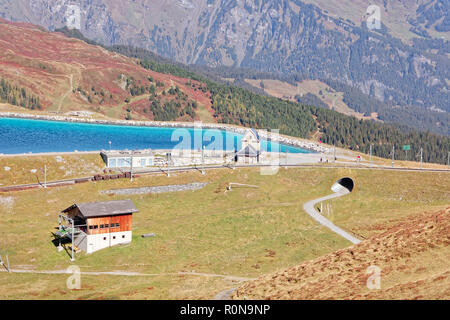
235, 129, 261, 163
241, 129, 261, 153
58, 200, 138, 254
101, 150, 166, 169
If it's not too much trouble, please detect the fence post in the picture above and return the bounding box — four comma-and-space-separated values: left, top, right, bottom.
6, 254, 10, 272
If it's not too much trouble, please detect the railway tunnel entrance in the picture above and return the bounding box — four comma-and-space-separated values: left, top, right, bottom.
331, 177, 354, 193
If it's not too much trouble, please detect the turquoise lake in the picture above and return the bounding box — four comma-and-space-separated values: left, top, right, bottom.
0, 117, 312, 155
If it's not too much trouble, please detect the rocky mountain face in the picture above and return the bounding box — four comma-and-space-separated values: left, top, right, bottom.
0, 0, 448, 113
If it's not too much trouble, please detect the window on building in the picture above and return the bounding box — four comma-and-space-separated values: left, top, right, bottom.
117, 158, 125, 167
100, 224, 104, 229
109, 158, 117, 168
113, 236, 116, 239
140, 159, 146, 167
103, 237, 106, 240
116, 223, 120, 228
89, 225, 94, 229
122, 235, 125, 239
93, 225, 98, 229
105, 224, 109, 228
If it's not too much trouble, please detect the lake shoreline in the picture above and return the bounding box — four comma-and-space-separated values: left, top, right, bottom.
0, 112, 330, 154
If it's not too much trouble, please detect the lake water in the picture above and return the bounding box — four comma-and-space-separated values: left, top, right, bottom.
0, 117, 312, 155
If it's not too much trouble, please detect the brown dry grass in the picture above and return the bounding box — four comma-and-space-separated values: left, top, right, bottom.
233, 207, 450, 300
0, 153, 104, 186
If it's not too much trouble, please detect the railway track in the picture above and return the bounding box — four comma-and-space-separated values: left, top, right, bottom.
1, 162, 449, 193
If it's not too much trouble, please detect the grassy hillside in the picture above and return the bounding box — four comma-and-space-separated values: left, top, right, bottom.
0, 19, 213, 123
0, 153, 104, 186
0, 166, 448, 299
233, 207, 450, 300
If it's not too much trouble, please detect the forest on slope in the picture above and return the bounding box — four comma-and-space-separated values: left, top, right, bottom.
55, 27, 450, 165
2, 1, 448, 120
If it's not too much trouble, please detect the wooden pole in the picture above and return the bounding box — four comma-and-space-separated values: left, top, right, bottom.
420, 148, 423, 169
71, 219, 75, 262
392, 145, 395, 167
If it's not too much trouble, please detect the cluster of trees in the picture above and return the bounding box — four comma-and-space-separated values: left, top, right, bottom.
0, 78, 42, 110
149, 99, 195, 121
124, 76, 164, 97
324, 79, 450, 136
208, 81, 316, 138
146, 85, 197, 121
294, 93, 329, 110
411, 0, 450, 33
312, 107, 450, 164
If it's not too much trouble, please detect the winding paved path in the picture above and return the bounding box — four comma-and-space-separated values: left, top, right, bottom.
303, 189, 361, 244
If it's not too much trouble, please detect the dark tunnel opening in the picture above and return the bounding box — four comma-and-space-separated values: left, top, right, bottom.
337, 177, 354, 192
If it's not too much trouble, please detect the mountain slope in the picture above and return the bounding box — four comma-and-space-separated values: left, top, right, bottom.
303, 0, 450, 40
1, 19, 449, 164
0, 18, 213, 122
233, 207, 450, 300
0, 0, 448, 117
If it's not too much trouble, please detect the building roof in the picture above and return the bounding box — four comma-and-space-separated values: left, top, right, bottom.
62, 199, 138, 218
101, 149, 154, 158
236, 145, 260, 157
250, 128, 260, 141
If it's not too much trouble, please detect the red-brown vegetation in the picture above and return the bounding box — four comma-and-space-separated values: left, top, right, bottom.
233, 207, 450, 300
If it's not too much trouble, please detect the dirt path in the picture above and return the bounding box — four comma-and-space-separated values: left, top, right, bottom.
57, 74, 73, 114
213, 287, 238, 300
1, 268, 253, 282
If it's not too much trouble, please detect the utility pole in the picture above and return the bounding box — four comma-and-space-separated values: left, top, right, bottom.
392, 145, 395, 167
130, 155, 133, 182
167, 153, 171, 178
420, 148, 423, 169
71, 218, 75, 262
334, 145, 336, 163
202, 146, 204, 165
